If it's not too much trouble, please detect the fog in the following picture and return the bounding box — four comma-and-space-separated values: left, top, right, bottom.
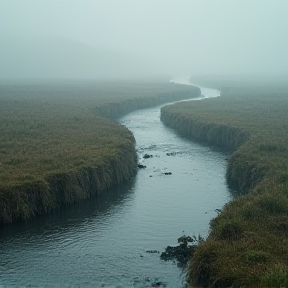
0, 0, 288, 80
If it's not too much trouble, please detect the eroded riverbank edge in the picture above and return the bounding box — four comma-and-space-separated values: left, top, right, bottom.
160, 84, 288, 287
0, 84, 201, 225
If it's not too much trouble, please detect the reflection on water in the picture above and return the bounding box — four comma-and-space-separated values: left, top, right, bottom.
0, 179, 136, 241
0, 84, 230, 288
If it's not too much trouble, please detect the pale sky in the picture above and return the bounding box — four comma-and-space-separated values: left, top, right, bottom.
0, 0, 287, 79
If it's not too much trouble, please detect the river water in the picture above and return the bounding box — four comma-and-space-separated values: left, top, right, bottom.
0, 83, 231, 288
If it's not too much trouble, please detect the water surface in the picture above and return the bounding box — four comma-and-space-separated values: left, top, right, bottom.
0, 83, 231, 288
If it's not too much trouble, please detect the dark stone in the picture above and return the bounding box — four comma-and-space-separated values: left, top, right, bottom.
166, 152, 176, 156
160, 235, 203, 267
143, 154, 153, 159
146, 250, 160, 253
138, 164, 147, 169
150, 281, 166, 287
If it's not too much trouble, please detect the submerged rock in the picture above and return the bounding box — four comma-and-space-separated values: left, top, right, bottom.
166, 152, 177, 156
143, 154, 153, 159
138, 164, 147, 169
133, 277, 167, 288
147, 281, 167, 287
163, 172, 172, 175
160, 235, 204, 267
146, 250, 160, 253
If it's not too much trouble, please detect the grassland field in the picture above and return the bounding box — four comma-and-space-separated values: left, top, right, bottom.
161, 78, 288, 287
0, 80, 200, 224
3, 77, 287, 287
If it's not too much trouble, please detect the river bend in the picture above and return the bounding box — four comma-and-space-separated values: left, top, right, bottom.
0, 82, 231, 288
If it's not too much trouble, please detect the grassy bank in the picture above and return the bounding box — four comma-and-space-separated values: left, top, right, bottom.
161, 82, 288, 287
0, 80, 200, 224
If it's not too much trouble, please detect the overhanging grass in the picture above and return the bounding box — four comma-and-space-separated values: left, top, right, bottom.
161, 81, 288, 287
0, 80, 200, 224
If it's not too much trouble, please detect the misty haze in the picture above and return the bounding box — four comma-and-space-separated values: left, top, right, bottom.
1, 1, 288, 288
0, 0, 287, 80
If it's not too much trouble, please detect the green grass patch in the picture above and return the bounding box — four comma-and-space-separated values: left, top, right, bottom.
0, 80, 200, 224
161, 79, 288, 287
260, 264, 288, 287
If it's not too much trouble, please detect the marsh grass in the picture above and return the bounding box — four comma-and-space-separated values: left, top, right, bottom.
0, 80, 200, 224
161, 82, 288, 287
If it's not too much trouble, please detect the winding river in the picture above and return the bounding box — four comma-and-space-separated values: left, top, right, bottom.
0, 82, 231, 288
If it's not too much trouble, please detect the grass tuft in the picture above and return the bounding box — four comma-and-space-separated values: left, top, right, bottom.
244, 250, 270, 264
215, 219, 243, 241
260, 265, 288, 287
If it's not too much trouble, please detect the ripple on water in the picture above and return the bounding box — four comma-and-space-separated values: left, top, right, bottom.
0, 85, 229, 288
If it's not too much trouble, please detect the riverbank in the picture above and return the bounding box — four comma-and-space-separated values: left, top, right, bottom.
0, 80, 200, 225
161, 81, 288, 287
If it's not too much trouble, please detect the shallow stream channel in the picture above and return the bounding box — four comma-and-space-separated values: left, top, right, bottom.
0, 81, 231, 288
